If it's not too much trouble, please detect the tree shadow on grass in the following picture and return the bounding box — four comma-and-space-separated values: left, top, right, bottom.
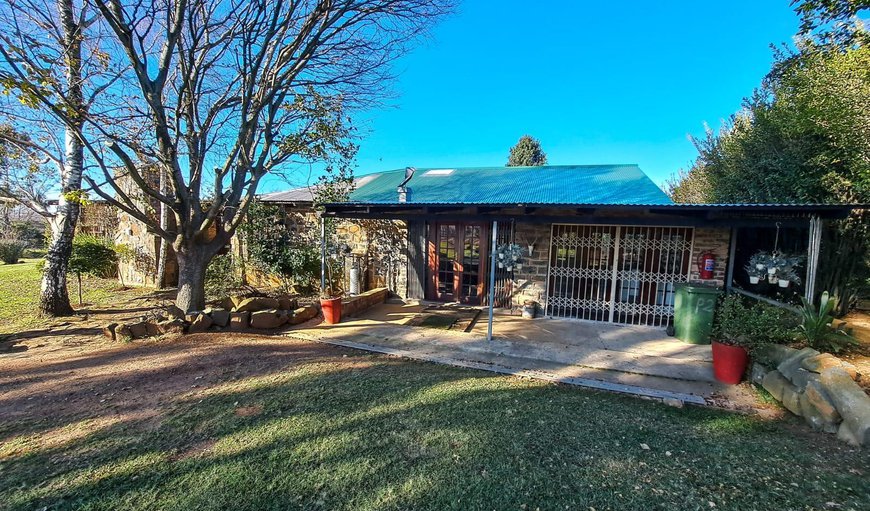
2, 344, 868, 511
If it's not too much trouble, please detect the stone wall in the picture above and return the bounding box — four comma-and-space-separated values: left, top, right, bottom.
336, 219, 408, 298
689, 227, 731, 288
502, 223, 734, 312
113, 170, 177, 288
77, 202, 118, 238
239, 206, 408, 299
511, 222, 551, 307
753, 345, 869, 446
342, 287, 389, 317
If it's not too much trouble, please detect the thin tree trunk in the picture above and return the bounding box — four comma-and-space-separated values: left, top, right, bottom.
39, 0, 84, 316
155, 167, 170, 288
175, 246, 210, 313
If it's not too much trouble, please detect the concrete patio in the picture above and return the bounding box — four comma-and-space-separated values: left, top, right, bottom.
288, 302, 756, 408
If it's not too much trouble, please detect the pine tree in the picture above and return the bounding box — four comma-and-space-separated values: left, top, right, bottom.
507, 135, 548, 166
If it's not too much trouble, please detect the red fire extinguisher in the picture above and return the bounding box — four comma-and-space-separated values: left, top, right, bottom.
698, 252, 716, 280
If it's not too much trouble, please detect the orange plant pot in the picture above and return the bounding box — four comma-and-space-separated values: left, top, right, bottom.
711, 341, 748, 385
320, 297, 342, 324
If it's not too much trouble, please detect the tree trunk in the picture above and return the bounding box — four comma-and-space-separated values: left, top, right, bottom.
175, 246, 210, 313
155, 167, 170, 288
40, 213, 77, 316
39, 0, 84, 316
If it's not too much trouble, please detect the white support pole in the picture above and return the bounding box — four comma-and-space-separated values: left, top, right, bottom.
320, 216, 327, 293
487, 221, 499, 342
806, 215, 822, 303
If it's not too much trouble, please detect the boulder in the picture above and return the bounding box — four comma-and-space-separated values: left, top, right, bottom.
229, 312, 250, 330
777, 347, 820, 382
220, 295, 245, 311
802, 353, 859, 380
249, 309, 290, 329
804, 381, 841, 424
749, 362, 768, 385
184, 311, 204, 323
145, 321, 161, 337
166, 305, 186, 320
103, 323, 118, 340
115, 324, 133, 341
799, 393, 839, 434
781, 385, 803, 416
288, 305, 319, 325
209, 308, 231, 328
761, 370, 791, 401
790, 368, 821, 391
188, 313, 213, 334
277, 295, 298, 311
820, 367, 870, 446
233, 297, 280, 313
754, 344, 799, 368
156, 319, 186, 335
837, 421, 864, 447
128, 321, 149, 339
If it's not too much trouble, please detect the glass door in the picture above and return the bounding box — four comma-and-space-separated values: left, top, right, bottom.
432, 223, 487, 304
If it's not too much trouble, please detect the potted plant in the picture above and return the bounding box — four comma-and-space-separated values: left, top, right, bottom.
747, 251, 770, 272
494, 243, 524, 272
320, 287, 342, 324
320, 244, 347, 324
743, 263, 763, 284
710, 294, 752, 384
777, 267, 801, 288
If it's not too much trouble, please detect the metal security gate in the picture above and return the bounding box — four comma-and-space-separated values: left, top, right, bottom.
546, 224, 693, 327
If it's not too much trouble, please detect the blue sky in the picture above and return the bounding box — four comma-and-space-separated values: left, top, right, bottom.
261, 1, 802, 193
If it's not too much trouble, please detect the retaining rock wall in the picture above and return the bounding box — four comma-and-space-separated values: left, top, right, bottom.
752, 345, 869, 446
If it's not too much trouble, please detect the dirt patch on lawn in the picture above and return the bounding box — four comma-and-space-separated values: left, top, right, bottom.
0, 332, 361, 450
0, 288, 175, 357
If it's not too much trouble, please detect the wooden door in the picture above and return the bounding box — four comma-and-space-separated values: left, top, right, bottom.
429, 222, 487, 304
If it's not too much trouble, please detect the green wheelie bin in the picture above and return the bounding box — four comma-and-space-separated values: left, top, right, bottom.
673, 283, 721, 344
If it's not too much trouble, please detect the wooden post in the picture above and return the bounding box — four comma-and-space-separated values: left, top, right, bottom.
487, 221, 498, 341
806, 215, 822, 303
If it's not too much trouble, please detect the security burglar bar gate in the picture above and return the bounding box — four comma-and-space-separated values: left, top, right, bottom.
546, 224, 694, 327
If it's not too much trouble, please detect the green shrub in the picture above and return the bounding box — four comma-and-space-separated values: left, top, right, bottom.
713, 293, 798, 353
797, 291, 858, 353
240, 200, 321, 289
69, 235, 117, 278
0, 239, 26, 264
205, 253, 242, 302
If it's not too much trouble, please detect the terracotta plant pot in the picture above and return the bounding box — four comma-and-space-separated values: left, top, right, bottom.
320, 297, 342, 324
711, 340, 748, 385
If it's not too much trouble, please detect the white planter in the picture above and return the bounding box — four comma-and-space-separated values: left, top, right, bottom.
515, 263, 523, 270
498, 253, 504, 260
497, 262, 504, 268
778, 279, 790, 288
505, 266, 513, 271
767, 267, 776, 274
756, 264, 765, 270
749, 276, 760, 284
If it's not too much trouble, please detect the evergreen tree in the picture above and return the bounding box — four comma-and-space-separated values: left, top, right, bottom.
507, 135, 548, 166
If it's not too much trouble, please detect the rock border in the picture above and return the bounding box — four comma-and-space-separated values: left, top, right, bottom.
752, 345, 868, 446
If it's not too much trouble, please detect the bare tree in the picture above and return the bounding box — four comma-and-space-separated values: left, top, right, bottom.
4, 0, 452, 313
0, 0, 117, 315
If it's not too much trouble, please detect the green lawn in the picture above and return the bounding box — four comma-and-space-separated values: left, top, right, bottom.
0, 258, 144, 335
1, 338, 867, 511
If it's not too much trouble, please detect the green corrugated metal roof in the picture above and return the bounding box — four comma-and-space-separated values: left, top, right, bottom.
347, 164, 673, 206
